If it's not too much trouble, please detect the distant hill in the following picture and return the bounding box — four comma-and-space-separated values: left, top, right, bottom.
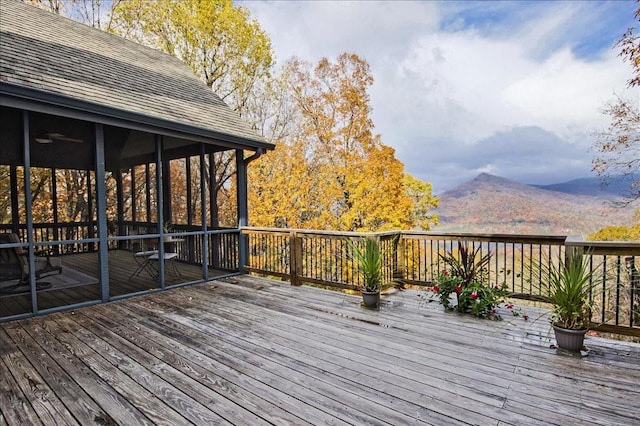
533, 174, 639, 197
433, 173, 638, 236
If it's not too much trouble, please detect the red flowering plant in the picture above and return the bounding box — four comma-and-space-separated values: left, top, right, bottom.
431, 269, 464, 311
429, 243, 509, 319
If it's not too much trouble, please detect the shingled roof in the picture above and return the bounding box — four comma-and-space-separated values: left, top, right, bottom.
0, 0, 272, 151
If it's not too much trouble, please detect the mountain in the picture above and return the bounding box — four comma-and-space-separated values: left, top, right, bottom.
533, 174, 639, 197
433, 173, 638, 236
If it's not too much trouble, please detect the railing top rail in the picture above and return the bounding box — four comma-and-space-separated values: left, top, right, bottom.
122, 221, 237, 231
242, 227, 639, 252
400, 231, 568, 245
565, 235, 640, 256
242, 227, 293, 236
242, 227, 399, 238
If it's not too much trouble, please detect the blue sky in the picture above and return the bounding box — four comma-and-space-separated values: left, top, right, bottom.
243, 0, 638, 193
439, 1, 633, 60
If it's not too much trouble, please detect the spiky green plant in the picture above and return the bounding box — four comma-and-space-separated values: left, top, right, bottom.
346, 237, 384, 292
439, 242, 491, 286
534, 252, 601, 330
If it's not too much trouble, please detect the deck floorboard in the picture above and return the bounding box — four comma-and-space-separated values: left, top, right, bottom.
1, 275, 639, 425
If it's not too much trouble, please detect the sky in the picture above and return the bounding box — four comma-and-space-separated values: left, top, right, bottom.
241, 0, 639, 194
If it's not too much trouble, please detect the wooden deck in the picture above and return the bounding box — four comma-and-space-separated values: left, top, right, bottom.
1, 275, 639, 425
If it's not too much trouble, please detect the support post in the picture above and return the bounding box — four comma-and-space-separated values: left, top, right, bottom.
22, 111, 37, 314
155, 135, 165, 287
94, 124, 110, 302
200, 145, 208, 280
236, 149, 248, 271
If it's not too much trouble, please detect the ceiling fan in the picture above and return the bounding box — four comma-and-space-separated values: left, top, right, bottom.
35, 132, 83, 144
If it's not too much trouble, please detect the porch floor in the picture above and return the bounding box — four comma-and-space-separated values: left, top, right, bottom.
1, 275, 639, 425
0, 249, 231, 317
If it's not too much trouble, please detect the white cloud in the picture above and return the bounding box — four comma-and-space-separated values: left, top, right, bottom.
243, 0, 638, 192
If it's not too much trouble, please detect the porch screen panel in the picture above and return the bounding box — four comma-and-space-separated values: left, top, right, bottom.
133, 165, 148, 225
55, 169, 94, 253
190, 156, 203, 226
148, 163, 157, 223
169, 158, 187, 226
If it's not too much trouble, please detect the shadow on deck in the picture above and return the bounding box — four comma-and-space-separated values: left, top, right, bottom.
1, 275, 639, 425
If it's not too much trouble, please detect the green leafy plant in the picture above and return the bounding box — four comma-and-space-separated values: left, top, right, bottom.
531, 252, 601, 330
430, 243, 508, 319
345, 237, 385, 292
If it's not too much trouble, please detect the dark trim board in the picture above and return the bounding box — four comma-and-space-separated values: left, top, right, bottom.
1, 275, 638, 425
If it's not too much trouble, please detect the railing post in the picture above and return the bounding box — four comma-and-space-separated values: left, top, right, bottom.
395, 232, 406, 283
564, 236, 584, 265
290, 231, 302, 286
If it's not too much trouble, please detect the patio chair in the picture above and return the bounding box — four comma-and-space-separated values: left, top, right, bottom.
128, 235, 159, 279
0, 233, 62, 288
147, 251, 181, 278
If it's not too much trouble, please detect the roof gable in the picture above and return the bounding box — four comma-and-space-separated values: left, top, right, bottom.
0, 0, 271, 150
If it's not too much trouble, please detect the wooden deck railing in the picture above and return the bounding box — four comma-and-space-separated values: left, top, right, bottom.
0, 221, 104, 253
0, 221, 241, 272
243, 227, 640, 337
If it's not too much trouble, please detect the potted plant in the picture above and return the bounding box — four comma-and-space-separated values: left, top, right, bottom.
431, 242, 507, 319
346, 236, 386, 307
533, 251, 601, 352
162, 221, 174, 241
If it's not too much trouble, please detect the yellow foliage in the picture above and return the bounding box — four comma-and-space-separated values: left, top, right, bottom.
112, 0, 273, 112
248, 54, 438, 232
590, 209, 640, 241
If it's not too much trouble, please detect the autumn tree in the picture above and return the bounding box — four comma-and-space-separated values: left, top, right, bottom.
594, 7, 640, 202
404, 174, 440, 230
249, 53, 438, 232
111, 0, 274, 227
23, 0, 122, 29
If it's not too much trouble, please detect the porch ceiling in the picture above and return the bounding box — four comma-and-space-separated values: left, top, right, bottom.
0, 106, 231, 170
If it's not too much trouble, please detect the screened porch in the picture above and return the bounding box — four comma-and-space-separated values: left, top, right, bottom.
0, 105, 260, 320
